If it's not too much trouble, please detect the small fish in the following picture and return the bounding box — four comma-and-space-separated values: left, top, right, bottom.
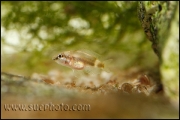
52, 50, 111, 74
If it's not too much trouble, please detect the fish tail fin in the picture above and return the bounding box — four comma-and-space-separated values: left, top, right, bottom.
102, 59, 113, 73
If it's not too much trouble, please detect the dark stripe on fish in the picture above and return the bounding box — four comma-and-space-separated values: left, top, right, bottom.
76, 57, 96, 66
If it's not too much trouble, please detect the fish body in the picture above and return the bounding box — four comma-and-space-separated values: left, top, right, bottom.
53, 50, 108, 73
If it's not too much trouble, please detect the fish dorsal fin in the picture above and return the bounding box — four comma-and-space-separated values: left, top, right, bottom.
76, 49, 102, 59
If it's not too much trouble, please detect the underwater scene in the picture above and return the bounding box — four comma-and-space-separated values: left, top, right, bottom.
1, 1, 179, 118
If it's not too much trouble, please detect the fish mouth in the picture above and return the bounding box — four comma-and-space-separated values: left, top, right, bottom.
52, 56, 58, 60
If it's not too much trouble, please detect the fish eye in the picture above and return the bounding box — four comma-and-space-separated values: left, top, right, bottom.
58, 54, 62, 58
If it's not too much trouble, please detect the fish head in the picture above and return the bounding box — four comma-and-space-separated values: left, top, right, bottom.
52, 53, 67, 65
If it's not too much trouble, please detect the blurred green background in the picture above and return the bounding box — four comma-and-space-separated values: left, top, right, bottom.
1, 1, 158, 76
